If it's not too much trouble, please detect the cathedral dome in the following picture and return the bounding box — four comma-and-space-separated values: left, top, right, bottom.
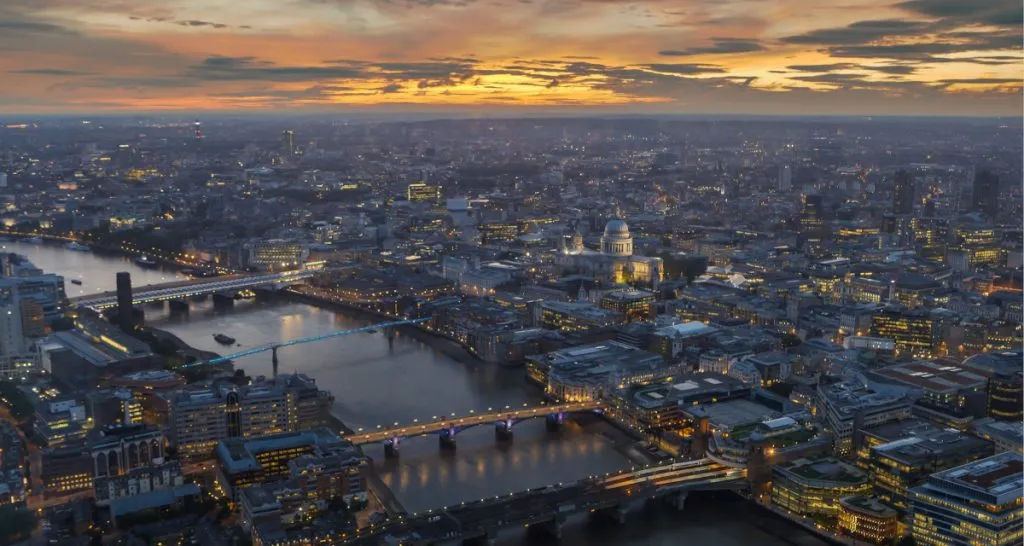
604, 219, 630, 237
601, 218, 633, 257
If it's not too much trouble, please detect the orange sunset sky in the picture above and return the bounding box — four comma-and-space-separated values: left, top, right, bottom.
0, 0, 1021, 115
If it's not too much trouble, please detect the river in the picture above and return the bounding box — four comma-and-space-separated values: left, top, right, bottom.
8, 241, 789, 546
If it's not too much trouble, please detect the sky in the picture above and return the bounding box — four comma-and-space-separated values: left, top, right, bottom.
0, 0, 1021, 115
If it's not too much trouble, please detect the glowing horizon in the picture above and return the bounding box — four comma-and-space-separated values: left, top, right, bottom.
0, 0, 1020, 115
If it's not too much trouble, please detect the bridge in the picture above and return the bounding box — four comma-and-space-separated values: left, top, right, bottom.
181, 318, 430, 377
344, 458, 746, 545
342, 400, 604, 456
69, 269, 317, 310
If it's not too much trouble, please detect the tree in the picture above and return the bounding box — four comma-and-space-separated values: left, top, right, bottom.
781, 333, 803, 349
0, 381, 34, 420
0, 505, 37, 544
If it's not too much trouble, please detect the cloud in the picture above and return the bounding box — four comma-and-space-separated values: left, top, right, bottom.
378, 83, 403, 93
176, 20, 229, 29
0, 18, 71, 34
644, 63, 727, 75
658, 38, 764, 57
786, 63, 918, 75
781, 19, 929, 45
897, 0, 1023, 26
10, 68, 91, 76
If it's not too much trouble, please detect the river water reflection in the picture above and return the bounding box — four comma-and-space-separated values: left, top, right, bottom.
9, 241, 787, 545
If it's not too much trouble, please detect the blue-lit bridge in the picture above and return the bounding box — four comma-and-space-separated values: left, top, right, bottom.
68, 269, 317, 309
180, 318, 431, 376
343, 458, 747, 545
343, 400, 604, 456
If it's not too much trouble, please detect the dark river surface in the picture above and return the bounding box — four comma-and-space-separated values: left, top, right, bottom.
8, 240, 788, 546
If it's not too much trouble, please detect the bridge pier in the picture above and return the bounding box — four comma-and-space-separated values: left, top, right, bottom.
212, 291, 235, 307
664, 491, 688, 511
494, 420, 514, 442
460, 531, 497, 546
168, 299, 189, 312
383, 438, 401, 459
439, 428, 457, 452
538, 514, 564, 540
545, 412, 564, 432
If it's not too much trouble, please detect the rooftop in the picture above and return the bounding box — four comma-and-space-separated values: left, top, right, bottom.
839, 495, 898, 517
776, 456, 868, 486
929, 452, 1023, 505
619, 371, 743, 404
871, 429, 992, 466
870, 360, 987, 393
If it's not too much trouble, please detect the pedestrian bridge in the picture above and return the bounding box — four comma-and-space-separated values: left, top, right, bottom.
342, 400, 604, 455
69, 269, 317, 310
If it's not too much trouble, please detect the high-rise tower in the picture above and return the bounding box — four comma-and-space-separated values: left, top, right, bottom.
893, 170, 914, 215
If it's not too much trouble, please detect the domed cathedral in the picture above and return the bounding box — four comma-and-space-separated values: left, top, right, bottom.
601, 218, 633, 257
555, 217, 663, 287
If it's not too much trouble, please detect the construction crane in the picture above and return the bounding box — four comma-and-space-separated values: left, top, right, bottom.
181, 317, 431, 375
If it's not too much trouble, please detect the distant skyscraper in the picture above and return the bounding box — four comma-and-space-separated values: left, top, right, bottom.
893, 170, 914, 215
778, 165, 792, 192
116, 272, 133, 331
971, 170, 999, 218
0, 172, 7, 188
799, 193, 826, 247
282, 130, 295, 156
192, 121, 203, 143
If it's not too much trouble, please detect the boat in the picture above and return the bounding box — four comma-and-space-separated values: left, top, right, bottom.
213, 333, 236, 345
24, 236, 43, 244
134, 255, 158, 267
65, 242, 90, 252
235, 289, 256, 300
70, 279, 83, 285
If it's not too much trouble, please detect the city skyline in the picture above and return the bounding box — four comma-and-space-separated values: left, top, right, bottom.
0, 0, 1021, 115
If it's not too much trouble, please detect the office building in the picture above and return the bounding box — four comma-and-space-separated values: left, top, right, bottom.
870, 307, 945, 359
909, 452, 1023, 546
972, 170, 999, 218
0, 299, 35, 377
971, 418, 1024, 455
170, 375, 332, 460
893, 170, 914, 215
240, 449, 368, 533
868, 360, 987, 420
778, 165, 792, 192
961, 350, 1024, 421
600, 289, 656, 322
837, 496, 900, 545
951, 223, 1001, 270
540, 300, 623, 332
245, 240, 309, 271
798, 193, 826, 246
281, 130, 294, 156
0, 273, 66, 320
771, 456, 872, 518
216, 428, 365, 500
612, 373, 751, 432
41, 446, 94, 497
526, 341, 669, 402
867, 428, 993, 509
816, 380, 915, 455
116, 272, 132, 330
406, 182, 442, 203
